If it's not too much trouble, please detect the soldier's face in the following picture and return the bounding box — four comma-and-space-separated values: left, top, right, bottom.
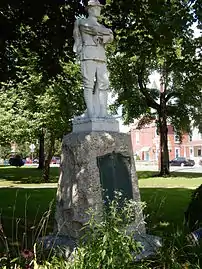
88, 6, 101, 17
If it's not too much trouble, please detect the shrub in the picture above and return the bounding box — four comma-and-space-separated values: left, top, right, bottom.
184, 184, 202, 231
70, 192, 146, 269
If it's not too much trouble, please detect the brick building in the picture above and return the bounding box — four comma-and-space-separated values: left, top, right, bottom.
130, 122, 202, 165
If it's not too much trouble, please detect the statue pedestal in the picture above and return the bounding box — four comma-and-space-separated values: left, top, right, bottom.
72, 117, 120, 133
41, 129, 162, 260
54, 131, 145, 238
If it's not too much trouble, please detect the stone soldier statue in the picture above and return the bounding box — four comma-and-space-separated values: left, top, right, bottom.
73, 0, 113, 118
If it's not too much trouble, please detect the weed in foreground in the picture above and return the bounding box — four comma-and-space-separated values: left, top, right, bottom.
0, 192, 54, 269
1, 192, 202, 268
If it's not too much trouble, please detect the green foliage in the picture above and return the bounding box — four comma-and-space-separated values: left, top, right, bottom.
0, 2, 86, 178
105, 0, 202, 130
0, 50, 84, 180
17, 142, 35, 159
103, 0, 202, 175
71, 193, 144, 269
0, 144, 12, 159
0, 1, 86, 82
31, 61, 84, 139
156, 230, 201, 269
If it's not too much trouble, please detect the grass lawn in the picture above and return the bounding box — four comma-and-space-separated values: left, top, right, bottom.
138, 170, 202, 189
0, 188, 57, 252
0, 167, 201, 254
0, 165, 59, 186
141, 188, 192, 235
0, 187, 192, 251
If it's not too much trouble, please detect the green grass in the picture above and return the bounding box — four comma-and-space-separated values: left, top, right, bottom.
141, 188, 192, 235
0, 167, 201, 257
138, 171, 202, 189
0, 165, 59, 186
137, 171, 202, 235
0, 188, 57, 252
0, 187, 192, 252
1, 167, 202, 188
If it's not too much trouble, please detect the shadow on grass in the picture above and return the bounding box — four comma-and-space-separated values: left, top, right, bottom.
0, 168, 201, 185
0, 186, 194, 252
0, 166, 60, 184
137, 171, 157, 179
140, 187, 193, 237
171, 171, 202, 178
137, 170, 202, 179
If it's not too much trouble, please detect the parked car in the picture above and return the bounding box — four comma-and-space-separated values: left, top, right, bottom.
9, 155, 24, 167
170, 157, 195, 167
33, 158, 39, 164
51, 156, 60, 164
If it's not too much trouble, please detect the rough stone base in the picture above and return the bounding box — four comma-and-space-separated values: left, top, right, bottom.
37, 235, 77, 259
72, 117, 119, 133
54, 131, 145, 238
37, 233, 161, 261
134, 234, 162, 261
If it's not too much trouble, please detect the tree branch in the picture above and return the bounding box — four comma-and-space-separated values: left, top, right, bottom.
138, 74, 160, 111
165, 91, 180, 102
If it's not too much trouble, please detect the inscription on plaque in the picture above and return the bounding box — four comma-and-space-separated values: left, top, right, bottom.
97, 151, 133, 203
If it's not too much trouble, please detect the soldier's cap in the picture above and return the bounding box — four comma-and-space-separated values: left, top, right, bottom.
86, 0, 103, 8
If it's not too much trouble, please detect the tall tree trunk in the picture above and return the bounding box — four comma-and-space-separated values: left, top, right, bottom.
159, 90, 170, 176
38, 131, 45, 169
43, 135, 55, 182
137, 65, 170, 175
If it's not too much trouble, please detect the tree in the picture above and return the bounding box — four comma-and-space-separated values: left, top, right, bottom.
0, 0, 86, 83
0, 0, 89, 180
104, 0, 202, 175
0, 51, 84, 181
32, 63, 84, 181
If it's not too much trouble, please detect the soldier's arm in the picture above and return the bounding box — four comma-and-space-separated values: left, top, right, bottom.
73, 19, 82, 55
94, 25, 112, 36
79, 24, 98, 36
79, 23, 113, 44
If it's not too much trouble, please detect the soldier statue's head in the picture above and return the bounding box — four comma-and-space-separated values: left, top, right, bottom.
86, 0, 103, 17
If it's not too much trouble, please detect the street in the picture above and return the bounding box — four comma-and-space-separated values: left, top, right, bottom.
25, 163, 202, 173
135, 163, 202, 173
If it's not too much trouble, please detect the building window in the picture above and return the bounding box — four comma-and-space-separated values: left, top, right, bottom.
136, 132, 140, 144
174, 133, 180, 143
189, 135, 192, 142
198, 149, 202, 157
190, 148, 193, 155
175, 148, 180, 158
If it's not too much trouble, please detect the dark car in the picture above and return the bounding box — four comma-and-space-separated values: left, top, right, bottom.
170, 157, 195, 167
33, 158, 39, 164
9, 155, 24, 167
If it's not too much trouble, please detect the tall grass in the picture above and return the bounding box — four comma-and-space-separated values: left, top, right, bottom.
0, 192, 54, 269
1, 188, 202, 268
